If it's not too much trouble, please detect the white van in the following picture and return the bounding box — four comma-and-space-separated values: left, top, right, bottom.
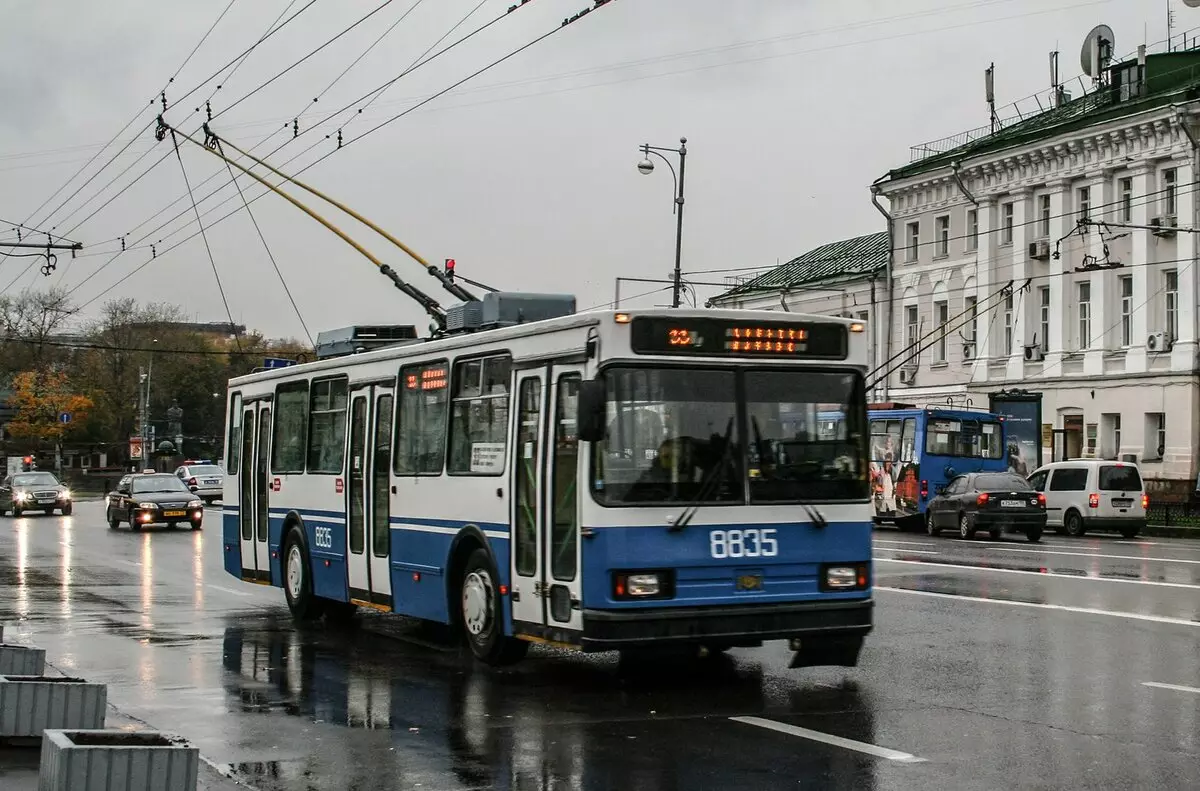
1027, 460, 1147, 538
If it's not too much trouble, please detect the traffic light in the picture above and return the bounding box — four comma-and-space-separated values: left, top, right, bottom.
21, 455, 32, 471
444, 258, 456, 283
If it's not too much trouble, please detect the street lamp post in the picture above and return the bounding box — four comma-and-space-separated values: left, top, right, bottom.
636, 137, 688, 308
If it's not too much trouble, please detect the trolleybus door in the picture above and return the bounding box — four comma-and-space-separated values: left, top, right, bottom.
238, 398, 273, 582
346, 384, 394, 609
510, 364, 585, 635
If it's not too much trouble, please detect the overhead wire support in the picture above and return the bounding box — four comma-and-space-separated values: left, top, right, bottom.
160, 118, 447, 329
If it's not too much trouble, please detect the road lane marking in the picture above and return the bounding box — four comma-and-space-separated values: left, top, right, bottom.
730, 716, 926, 763
876, 557, 1200, 590
205, 584, 253, 598
878, 586, 1200, 627
874, 540, 938, 548
1142, 681, 1200, 695
988, 547, 1200, 564
873, 549, 941, 556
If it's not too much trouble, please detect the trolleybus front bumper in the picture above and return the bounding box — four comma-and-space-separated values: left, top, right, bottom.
580, 597, 872, 657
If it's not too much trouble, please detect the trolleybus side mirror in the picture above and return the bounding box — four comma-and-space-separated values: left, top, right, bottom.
577, 379, 606, 443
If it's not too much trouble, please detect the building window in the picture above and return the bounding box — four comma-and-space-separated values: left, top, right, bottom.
1077, 186, 1090, 226
905, 221, 919, 262
1119, 276, 1133, 347
935, 215, 950, 257
448, 354, 512, 475
1165, 269, 1179, 340
307, 376, 349, 474
1100, 413, 1122, 458
1078, 281, 1091, 349
1039, 194, 1051, 237
1085, 423, 1097, 456
1003, 292, 1014, 355
1120, 177, 1132, 222
905, 306, 919, 352
1001, 202, 1014, 244
1164, 168, 1177, 216
1039, 287, 1050, 350
934, 300, 948, 362
967, 209, 978, 250
1145, 412, 1166, 459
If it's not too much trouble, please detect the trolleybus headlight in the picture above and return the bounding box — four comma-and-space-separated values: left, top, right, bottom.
613, 570, 673, 599
821, 563, 869, 592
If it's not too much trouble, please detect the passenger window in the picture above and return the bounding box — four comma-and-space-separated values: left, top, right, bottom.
551, 374, 581, 582
1048, 467, 1088, 491
271, 381, 309, 474
448, 354, 512, 475
395, 361, 450, 474
227, 393, 243, 475
307, 377, 349, 473
1028, 471, 1048, 491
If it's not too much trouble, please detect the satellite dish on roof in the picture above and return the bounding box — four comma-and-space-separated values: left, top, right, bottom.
1184, 0, 1200, 9
1081, 24, 1116, 78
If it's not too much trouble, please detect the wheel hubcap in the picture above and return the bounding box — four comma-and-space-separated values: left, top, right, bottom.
462, 570, 492, 636
286, 545, 303, 598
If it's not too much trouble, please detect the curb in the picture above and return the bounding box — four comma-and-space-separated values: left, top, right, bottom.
1143, 523, 1200, 539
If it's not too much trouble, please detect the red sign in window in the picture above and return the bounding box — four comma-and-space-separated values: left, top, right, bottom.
335, 478, 344, 494
272, 478, 281, 492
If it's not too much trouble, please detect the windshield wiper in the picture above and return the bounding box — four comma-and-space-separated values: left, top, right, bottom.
670, 418, 735, 532
799, 502, 828, 529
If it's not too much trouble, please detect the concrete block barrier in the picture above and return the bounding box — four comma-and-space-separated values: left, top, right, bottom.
0, 644, 47, 676
38, 730, 199, 791
0, 675, 106, 740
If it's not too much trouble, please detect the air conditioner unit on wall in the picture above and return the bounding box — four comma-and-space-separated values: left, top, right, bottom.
898, 367, 917, 385
1023, 343, 1044, 361
1151, 216, 1178, 237
962, 342, 975, 359
1028, 240, 1050, 260
1147, 331, 1173, 352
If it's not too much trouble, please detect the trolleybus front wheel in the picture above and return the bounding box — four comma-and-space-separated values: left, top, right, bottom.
460, 548, 527, 666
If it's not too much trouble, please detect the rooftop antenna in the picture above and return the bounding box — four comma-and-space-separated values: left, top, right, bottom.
1049, 50, 1065, 107
1080, 24, 1116, 87
985, 63, 997, 133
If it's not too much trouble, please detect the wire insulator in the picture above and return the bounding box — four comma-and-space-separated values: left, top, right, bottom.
206, 100, 212, 121
161, 92, 168, 111
337, 129, 343, 148
120, 236, 126, 251
151, 244, 157, 258
15, 227, 21, 242
292, 118, 299, 138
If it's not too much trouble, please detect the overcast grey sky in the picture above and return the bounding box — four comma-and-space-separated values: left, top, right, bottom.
0, 0, 1185, 339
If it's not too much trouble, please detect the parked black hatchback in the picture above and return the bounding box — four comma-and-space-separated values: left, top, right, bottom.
926, 471, 1046, 542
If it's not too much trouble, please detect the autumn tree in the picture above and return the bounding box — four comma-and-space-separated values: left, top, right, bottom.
5, 370, 93, 441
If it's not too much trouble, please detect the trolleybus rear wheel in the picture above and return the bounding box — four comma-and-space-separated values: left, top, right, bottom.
460, 549, 527, 666
283, 527, 325, 621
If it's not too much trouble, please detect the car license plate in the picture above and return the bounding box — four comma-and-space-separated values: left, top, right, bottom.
1001, 499, 1023, 508
37, 498, 55, 504
1112, 498, 1133, 507
204, 479, 218, 485
163, 510, 186, 517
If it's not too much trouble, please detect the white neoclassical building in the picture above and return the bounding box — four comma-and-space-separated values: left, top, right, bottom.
873, 48, 1200, 488
713, 49, 1200, 491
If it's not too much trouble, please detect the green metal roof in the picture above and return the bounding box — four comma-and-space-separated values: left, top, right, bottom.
713, 231, 888, 302
889, 51, 1200, 182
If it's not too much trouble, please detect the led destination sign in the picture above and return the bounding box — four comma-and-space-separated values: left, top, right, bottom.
630, 317, 848, 359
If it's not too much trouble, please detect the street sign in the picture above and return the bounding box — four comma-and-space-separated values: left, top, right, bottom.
129, 437, 143, 459
58, 412, 71, 424
263, 357, 297, 369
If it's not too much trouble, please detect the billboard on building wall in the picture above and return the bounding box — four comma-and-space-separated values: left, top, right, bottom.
989, 390, 1042, 477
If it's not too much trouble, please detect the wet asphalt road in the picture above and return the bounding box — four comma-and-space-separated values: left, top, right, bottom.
1, 502, 1198, 791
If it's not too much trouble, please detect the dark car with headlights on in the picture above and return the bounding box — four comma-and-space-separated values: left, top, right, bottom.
105, 473, 203, 531
0, 471, 73, 516
925, 471, 1045, 542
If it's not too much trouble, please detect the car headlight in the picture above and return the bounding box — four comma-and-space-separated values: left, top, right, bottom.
138, 502, 158, 509
59, 490, 71, 500
14, 491, 29, 502
187, 500, 203, 509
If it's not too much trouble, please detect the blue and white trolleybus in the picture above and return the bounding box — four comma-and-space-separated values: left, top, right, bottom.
222, 301, 874, 668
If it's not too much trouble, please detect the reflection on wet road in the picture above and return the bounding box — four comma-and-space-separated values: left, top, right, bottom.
1, 504, 1199, 790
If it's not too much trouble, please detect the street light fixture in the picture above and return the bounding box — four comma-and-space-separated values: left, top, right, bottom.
635, 136, 688, 308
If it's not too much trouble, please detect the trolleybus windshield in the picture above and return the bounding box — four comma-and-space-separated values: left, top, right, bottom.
592, 367, 867, 505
